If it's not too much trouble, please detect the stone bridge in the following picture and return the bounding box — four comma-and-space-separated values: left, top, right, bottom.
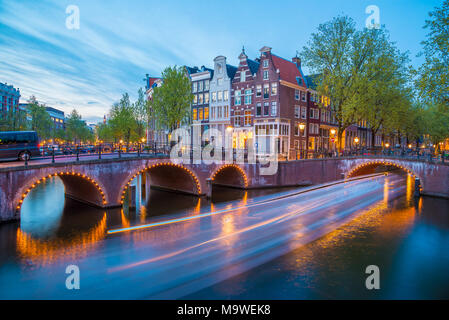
0, 156, 448, 222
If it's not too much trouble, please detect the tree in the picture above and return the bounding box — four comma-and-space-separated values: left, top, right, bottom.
133, 88, 149, 142
301, 16, 394, 152
28, 100, 53, 140
415, 0, 449, 106
0, 107, 28, 131
65, 109, 94, 144
108, 93, 138, 148
149, 66, 193, 132
353, 27, 412, 147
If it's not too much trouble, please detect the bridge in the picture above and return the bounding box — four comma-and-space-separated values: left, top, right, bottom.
1, 154, 448, 222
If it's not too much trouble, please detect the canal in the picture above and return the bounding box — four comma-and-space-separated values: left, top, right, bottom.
0, 173, 448, 299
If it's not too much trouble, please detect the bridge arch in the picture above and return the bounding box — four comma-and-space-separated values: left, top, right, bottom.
346, 160, 420, 181
210, 164, 248, 188
119, 162, 202, 204
15, 171, 108, 213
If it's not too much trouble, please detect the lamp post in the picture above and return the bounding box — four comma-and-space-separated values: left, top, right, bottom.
354, 137, 360, 155
299, 123, 306, 159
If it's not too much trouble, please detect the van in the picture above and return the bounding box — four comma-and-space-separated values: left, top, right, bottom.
0, 131, 41, 161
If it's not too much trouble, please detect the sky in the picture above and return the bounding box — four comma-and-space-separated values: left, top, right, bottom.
0, 0, 442, 124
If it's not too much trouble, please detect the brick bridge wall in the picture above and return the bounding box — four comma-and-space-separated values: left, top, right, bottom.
1, 156, 448, 222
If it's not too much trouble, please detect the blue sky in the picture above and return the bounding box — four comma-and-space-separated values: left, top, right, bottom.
0, 0, 441, 123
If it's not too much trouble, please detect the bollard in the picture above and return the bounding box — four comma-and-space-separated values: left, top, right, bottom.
24, 153, 28, 166
76, 146, 79, 161
52, 146, 55, 163
414, 178, 421, 197
206, 178, 212, 199
99, 145, 102, 160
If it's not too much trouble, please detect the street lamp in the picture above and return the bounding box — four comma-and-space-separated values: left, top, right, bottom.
299, 123, 306, 159
354, 137, 359, 154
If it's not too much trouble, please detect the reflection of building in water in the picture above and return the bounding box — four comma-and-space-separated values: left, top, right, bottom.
16, 214, 107, 266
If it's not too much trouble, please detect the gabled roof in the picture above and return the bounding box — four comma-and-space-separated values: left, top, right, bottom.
226, 64, 238, 79
247, 59, 260, 75
304, 74, 320, 90
148, 77, 161, 89
271, 54, 306, 88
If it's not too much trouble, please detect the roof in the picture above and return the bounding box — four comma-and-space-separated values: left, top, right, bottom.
247, 59, 260, 75
304, 74, 320, 90
271, 54, 306, 88
226, 64, 238, 79
147, 77, 161, 89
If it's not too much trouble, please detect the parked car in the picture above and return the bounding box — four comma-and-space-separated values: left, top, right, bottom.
0, 131, 41, 161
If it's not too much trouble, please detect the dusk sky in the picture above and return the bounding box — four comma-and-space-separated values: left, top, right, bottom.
0, 0, 441, 124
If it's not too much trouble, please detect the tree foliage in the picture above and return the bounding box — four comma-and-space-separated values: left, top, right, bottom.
149, 66, 193, 131
65, 109, 94, 143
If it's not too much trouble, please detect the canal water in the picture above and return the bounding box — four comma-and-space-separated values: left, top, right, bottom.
0, 173, 448, 299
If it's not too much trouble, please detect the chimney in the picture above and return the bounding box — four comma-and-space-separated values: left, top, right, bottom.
292, 57, 301, 67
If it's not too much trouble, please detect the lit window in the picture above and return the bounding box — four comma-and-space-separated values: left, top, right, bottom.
204, 107, 209, 120
271, 83, 277, 95
244, 110, 251, 126
193, 108, 197, 120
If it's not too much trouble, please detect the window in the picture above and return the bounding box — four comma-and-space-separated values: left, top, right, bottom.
217, 91, 223, 102
234, 111, 241, 126
234, 90, 241, 105
192, 108, 198, 120
301, 106, 307, 119
263, 70, 269, 80
244, 89, 252, 105
256, 85, 262, 97
198, 108, 203, 120
224, 105, 229, 118
204, 92, 209, 104
204, 107, 209, 120
218, 106, 223, 118
301, 91, 306, 102
205, 80, 210, 91
211, 106, 215, 120
256, 103, 262, 116
198, 81, 203, 92
264, 102, 269, 116
217, 78, 223, 86
295, 106, 300, 118
321, 109, 326, 122
241, 70, 246, 82
223, 90, 229, 101
263, 60, 269, 68
295, 122, 300, 136
294, 140, 300, 149
244, 110, 251, 126
193, 94, 198, 105
263, 84, 269, 99
198, 93, 204, 104
295, 90, 300, 100
192, 82, 197, 93
271, 101, 277, 116
271, 83, 277, 95
212, 92, 217, 102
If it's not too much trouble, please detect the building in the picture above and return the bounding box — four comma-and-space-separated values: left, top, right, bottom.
0, 82, 20, 118
251, 46, 308, 160
208, 55, 237, 139
230, 47, 260, 150
45, 107, 65, 131
144, 75, 163, 144
190, 66, 213, 141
